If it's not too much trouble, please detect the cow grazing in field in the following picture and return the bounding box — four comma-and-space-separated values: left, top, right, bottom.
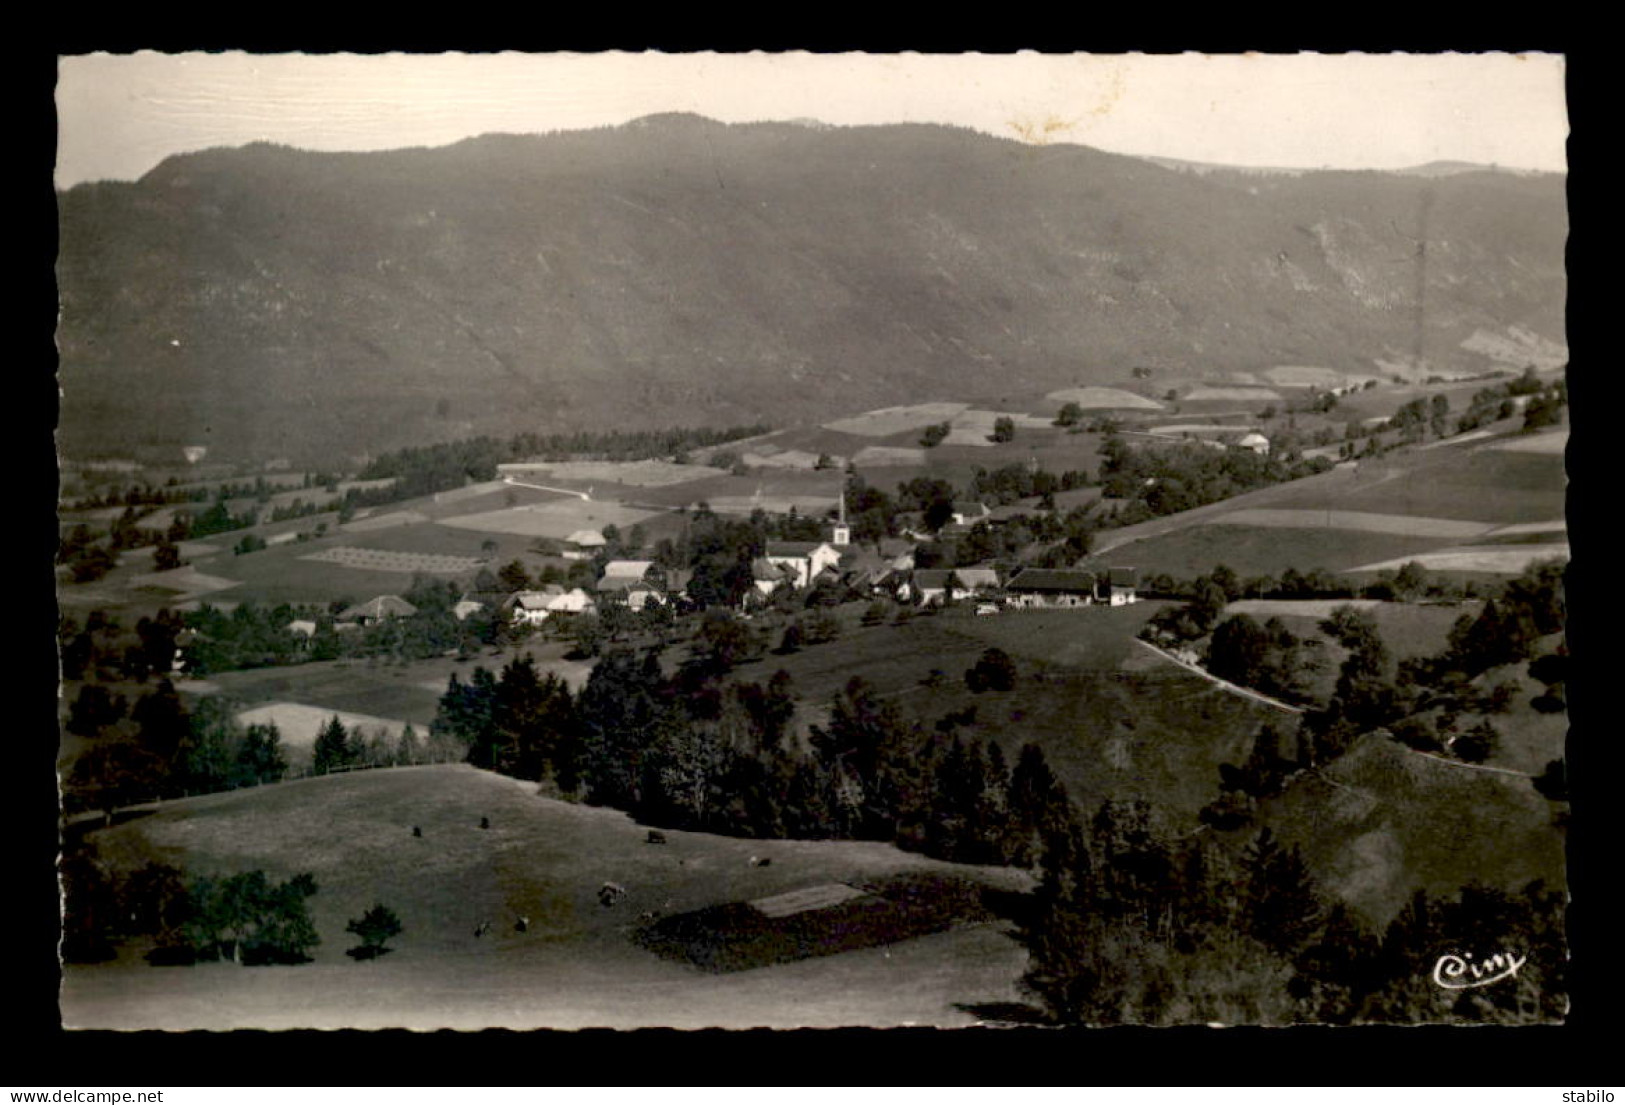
750, 855, 772, 867
412, 825, 422, 838
598, 882, 627, 907
474, 921, 492, 938
480, 816, 491, 830
645, 830, 667, 845
636, 910, 661, 924
514, 916, 529, 933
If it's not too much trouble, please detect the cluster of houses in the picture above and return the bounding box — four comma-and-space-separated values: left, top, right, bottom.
308, 499, 1139, 637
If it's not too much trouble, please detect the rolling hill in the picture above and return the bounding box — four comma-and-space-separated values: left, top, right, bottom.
56, 115, 1566, 466
62, 763, 1034, 1029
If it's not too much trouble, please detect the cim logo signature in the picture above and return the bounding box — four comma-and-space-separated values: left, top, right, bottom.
1430, 949, 1528, 990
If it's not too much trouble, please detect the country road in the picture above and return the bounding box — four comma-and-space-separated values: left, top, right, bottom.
1132, 637, 1306, 714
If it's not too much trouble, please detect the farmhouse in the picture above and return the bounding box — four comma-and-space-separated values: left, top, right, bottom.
601, 559, 658, 583
1236, 432, 1271, 455
596, 575, 666, 611
504, 590, 555, 627
1005, 569, 1097, 609
505, 586, 597, 625
906, 568, 1000, 606
950, 501, 991, 527
751, 558, 799, 597
763, 541, 843, 590
562, 529, 607, 560
1104, 567, 1139, 606
338, 594, 418, 626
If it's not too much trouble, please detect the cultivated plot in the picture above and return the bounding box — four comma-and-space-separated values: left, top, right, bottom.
1261, 365, 1345, 388
299, 546, 486, 574
499, 460, 724, 487
61, 765, 1032, 1030
823, 403, 970, 436
1043, 387, 1165, 410
850, 445, 928, 467
438, 500, 662, 539
1207, 509, 1494, 539
1349, 544, 1570, 575
340, 511, 431, 533
127, 565, 242, 599
1182, 386, 1283, 402
1486, 430, 1568, 456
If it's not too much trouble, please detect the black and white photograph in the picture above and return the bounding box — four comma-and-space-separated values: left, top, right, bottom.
51, 50, 1571, 1032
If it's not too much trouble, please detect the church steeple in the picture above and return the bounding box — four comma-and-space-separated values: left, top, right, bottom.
832, 489, 851, 546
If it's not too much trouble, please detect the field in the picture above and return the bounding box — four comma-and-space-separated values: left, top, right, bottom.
232, 702, 414, 759
823, 403, 970, 436
61, 765, 1033, 1029
740, 448, 828, 469
850, 445, 928, 467
722, 603, 1277, 824
1488, 429, 1568, 456
498, 459, 724, 487
335, 510, 431, 533
1181, 386, 1282, 403
1348, 543, 1570, 575
191, 639, 598, 729
1208, 509, 1495, 539
299, 546, 486, 574
1260, 365, 1346, 388
437, 499, 664, 539
1222, 600, 1471, 663
1106, 524, 1461, 580
1042, 387, 1164, 411
1245, 733, 1563, 927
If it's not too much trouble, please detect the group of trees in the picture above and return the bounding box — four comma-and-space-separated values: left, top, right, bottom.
1018, 798, 1565, 1024
63, 853, 406, 967
969, 462, 1091, 507
61, 853, 324, 966
312, 714, 446, 776
63, 686, 293, 815
1097, 435, 1334, 523
356, 425, 773, 501
428, 641, 1064, 870
175, 583, 507, 676
60, 609, 184, 684
1453, 367, 1565, 436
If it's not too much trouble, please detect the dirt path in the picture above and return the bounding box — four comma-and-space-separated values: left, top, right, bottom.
1131, 638, 1305, 715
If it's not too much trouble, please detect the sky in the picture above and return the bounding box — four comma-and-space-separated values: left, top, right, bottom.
54, 51, 1569, 189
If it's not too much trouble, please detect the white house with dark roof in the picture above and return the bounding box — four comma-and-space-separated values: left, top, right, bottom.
1006, 569, 1097, 608
763, 541, 843, 590
505, 590, 556, 627
562, 529, 607, 560
951, 501, 991, 527
1236, 432, 1271, 455
1104, 567, 1139, 605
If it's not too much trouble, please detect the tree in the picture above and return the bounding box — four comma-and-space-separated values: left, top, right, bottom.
920, 422, 951, 448
188, 870, 321, 965
234, 724, 287, 786
498, 559, 532, 593
965, 648, 1018, 693
990, 416, 1016, 444
1240, 828, 1323, 956
1205, 615, 1270, 687
312, 715, 353, 775
1452, 719, 1497, 764
1054, 402, 1084, 428
346, 903, 404, 960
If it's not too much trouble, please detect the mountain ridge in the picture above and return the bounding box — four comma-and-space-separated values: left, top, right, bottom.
56, 116, 1567, 465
